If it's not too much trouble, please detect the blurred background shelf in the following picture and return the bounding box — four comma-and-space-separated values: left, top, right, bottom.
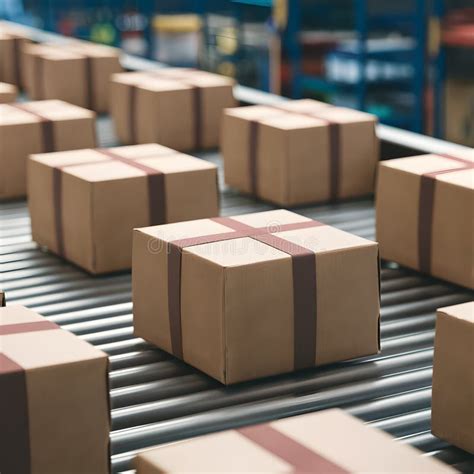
2, 0, 473, 143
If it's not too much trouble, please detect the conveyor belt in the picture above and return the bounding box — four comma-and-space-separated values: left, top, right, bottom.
2, 21, 474, 472
1, 117, 473, 473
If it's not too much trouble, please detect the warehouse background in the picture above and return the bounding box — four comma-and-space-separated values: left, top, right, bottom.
1, 0, 473, 145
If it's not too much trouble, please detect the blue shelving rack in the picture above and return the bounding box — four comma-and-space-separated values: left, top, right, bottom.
284, 0, 428, 133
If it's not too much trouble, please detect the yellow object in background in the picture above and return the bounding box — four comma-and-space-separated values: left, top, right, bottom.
153, 14, 202, 65
273, 0, 288, 32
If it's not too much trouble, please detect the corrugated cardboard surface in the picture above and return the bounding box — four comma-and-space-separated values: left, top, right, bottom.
133, 209, 379, 384
28, 144, 219, 273
0, 32, 30, 88
0, 100, 96, 199
0, 305, 110, 474
376, 154, 474, 289
22, 43, 122, 112
110, 69, 235, 150
134, 409, 454, 473
221, 101, 378, 206
0, 81, 17, 103
432, 302, 474, 454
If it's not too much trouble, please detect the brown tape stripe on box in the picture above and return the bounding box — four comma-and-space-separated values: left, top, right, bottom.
83, 56, 94, 110
34, 54, 46, 99
0, 320, 60, 474
168, 217, 323, 369
52, 148, 168, 256
238, 424, 348, 473
12, 37, 22, 86
9, 103, 55, 152
418, 154, 473, 274
128, 73, 203, 149
247, 107, 342, 201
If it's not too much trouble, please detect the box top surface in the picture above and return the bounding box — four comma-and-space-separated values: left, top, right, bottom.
30, 144, 217, 182
276, 98, 331, 113
23, 43, 84, 60
225, 101, 376, 125
260, 113, 328, 130
136, 408, 453, 473
0, 100, 95, 125
438, 301, 473, 324
0, 81, 17, 93
25, 41, 121, 59
380, 154, 474, 190
136, 209, 376, 267
112, 70, 232, 90
0, 21, 31, 38
225, 104, 287, 120
0, 305, 106, 371
152, 68, 235, 87
299, 105, 377, 124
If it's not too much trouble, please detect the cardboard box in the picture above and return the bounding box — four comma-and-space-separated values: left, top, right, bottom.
22, 42, 123, 113
0, 305, 110, 474
0, 25, 31, 89
432, 301, 474, 453
376, 152, 474, 289
221, 99, 379, 206
134, 408, 453, 473
110, 68, 236, 150
133, 209, 380, 384
0, 100, 96, 200
0, 81, 17, 103
28, 143, 219, 274
0, 290, 4, 306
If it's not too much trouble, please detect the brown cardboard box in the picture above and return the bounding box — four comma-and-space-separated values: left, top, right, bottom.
0, 100, 96, 199
134, 408, 453, 473
0, 290, 4, 306
0, 305, 110, 474
22, 42, 123, 113
0, 25, 31, 89
28, 143, 219, 274
432, 301, 474, 453
445, 79, 474, 147
0, 81, 17, 103
376, 152, 474, 289
133, 209, 380, 384
110, 68, 236, 150
221, 99, 379, 206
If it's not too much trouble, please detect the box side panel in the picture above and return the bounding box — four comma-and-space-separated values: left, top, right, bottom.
157, 87, 194, 151
43, 58, 87, 108
181, 252, 225, 382
287, 125, 330, 205
315, 243, 380, 365
92, 175, 149, 273
375, 164, 419, 270
339, 120, 379, 198
61, 173, 94, 272
165, 168, 219, 223
224, 257, 294, 384
432, 180, 473, 289
27, 357, 109, 474
257, 124, 288, 205
0, 122, 43, 198
28, 158, 56, 250
109, 80, 132, 144
200, 85, 236, 149
91, 56, 123, 113
432, 311, 474, 453
53, 117, 96, 151
132, 229, 172, 352
221, 113, 251, 193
